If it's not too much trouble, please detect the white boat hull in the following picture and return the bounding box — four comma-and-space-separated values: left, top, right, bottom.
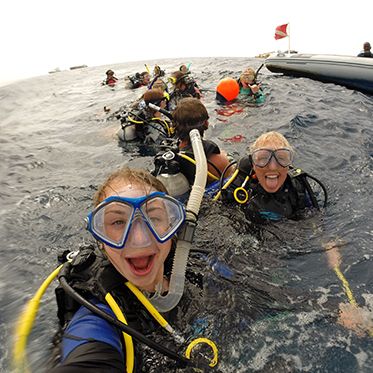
265, 53, 373, 94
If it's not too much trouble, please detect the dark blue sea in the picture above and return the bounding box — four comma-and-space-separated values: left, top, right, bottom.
1, 57, 372, 372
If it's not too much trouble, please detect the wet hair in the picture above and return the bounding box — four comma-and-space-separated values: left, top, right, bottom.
171, 71, 188, 86
240, 68, 255, 82
106, 69, 114, 76
143, 89, 165, 105
173, 97, 209, 140
94, 167, 168, 206
250, 131, 293, 153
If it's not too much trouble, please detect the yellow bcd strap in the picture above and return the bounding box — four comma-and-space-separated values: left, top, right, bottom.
105, 293, 135, 373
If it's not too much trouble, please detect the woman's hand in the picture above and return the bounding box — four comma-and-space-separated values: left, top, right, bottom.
338, 302, 373, 337
249, 84, 261, 94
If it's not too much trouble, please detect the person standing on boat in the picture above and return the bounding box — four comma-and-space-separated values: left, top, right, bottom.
357, 42, 373, 58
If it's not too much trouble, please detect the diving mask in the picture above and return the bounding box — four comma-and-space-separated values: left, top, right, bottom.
86, 192, 185, 249
251, 148, 293, 168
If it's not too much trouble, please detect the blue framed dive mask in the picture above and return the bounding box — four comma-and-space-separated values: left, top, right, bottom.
86, 192, 185, 249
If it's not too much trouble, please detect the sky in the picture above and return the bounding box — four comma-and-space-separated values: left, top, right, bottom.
0, 0, 372, 85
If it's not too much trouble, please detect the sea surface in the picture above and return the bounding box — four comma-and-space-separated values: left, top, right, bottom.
0, 57, 372, 372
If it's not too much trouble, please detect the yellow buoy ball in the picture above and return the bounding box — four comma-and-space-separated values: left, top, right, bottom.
216, 78, 240, 102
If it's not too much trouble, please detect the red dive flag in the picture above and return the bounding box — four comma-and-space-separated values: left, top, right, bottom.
274, 24, 288, 40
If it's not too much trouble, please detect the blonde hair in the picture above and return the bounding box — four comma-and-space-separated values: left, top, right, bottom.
250, 131, 293, 153
93, 167, 167, 206
240, 68, 255, 81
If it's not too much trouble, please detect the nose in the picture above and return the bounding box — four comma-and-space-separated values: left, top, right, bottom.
126, 214, 153, 248
267, 155, 279, 169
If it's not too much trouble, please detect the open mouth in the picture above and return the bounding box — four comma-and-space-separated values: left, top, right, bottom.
126, 254, 155, 276
265, 174, 279, 189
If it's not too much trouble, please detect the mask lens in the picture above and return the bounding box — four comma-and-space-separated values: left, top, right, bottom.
140, 195, 185, 241
252, 149, 272, 167
252, 148, 293, 168
92, 201, 133, 247
274, 149, 293, 167
88, 193, 185, 249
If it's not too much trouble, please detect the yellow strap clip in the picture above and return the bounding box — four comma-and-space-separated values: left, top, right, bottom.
185, 337, 218, 368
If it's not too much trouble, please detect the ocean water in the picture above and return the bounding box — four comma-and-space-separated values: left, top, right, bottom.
0, 57, 372, 372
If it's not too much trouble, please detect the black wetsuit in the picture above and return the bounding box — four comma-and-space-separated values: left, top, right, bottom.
168, 82, 200, 111
357, 51, 373, 58
126, 74, 145, 89
221, 163, 320, 222
122, 106, 172, 145
49, 246, 203, 373
242, 174, 312, 222
179, 139, 221, 185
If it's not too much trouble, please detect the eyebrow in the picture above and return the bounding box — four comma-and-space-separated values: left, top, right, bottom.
104, 209, 129, 216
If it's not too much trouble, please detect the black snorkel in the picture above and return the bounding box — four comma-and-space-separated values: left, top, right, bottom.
148, 102, 173, 120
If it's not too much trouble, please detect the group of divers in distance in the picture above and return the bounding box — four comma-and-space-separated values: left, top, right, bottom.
14, 58, 373, 373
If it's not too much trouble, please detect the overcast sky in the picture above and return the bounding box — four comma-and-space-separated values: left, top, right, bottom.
0, 0, 372, 85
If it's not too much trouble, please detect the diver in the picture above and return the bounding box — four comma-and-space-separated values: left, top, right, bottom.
35, 167, 217, 372
152, 98, 232, 200
147, 66, 170, 109
214, 131, 327, 222
103, 69, 118, 87
148, 65, 167, 90
168, 71, 201, 111
118, 88, 173, 145
126, 71, 151, 89
179, 64, 190, 74
237, 68, 265, 104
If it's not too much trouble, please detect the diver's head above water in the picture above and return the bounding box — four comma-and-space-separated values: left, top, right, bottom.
249, 131, 294, 193
87, 167, 185, 292
173, 97, 209, 143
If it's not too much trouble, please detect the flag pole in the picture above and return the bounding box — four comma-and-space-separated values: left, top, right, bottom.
287, 23, 290, 55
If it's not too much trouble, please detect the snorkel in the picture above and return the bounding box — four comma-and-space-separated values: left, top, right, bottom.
150, 128, 207, 312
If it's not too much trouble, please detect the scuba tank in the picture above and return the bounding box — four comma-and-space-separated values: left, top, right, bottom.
116, 111, 138, 141
118, 123, 137, 141
153, 150, 190, 202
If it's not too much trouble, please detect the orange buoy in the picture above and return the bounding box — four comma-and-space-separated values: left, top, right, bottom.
216, 78, 239, 102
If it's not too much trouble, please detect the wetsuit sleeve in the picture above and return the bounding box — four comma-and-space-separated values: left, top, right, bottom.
52, 301, 126, 372
203, 140, 221, 156
61, 302, 123, 360
50, 341, 124, 373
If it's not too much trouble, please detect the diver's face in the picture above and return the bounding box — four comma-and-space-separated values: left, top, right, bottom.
101, 181, 171, 292
142, 74, 151, 85
253, 143, 289, 193
240, 74, 254, 87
